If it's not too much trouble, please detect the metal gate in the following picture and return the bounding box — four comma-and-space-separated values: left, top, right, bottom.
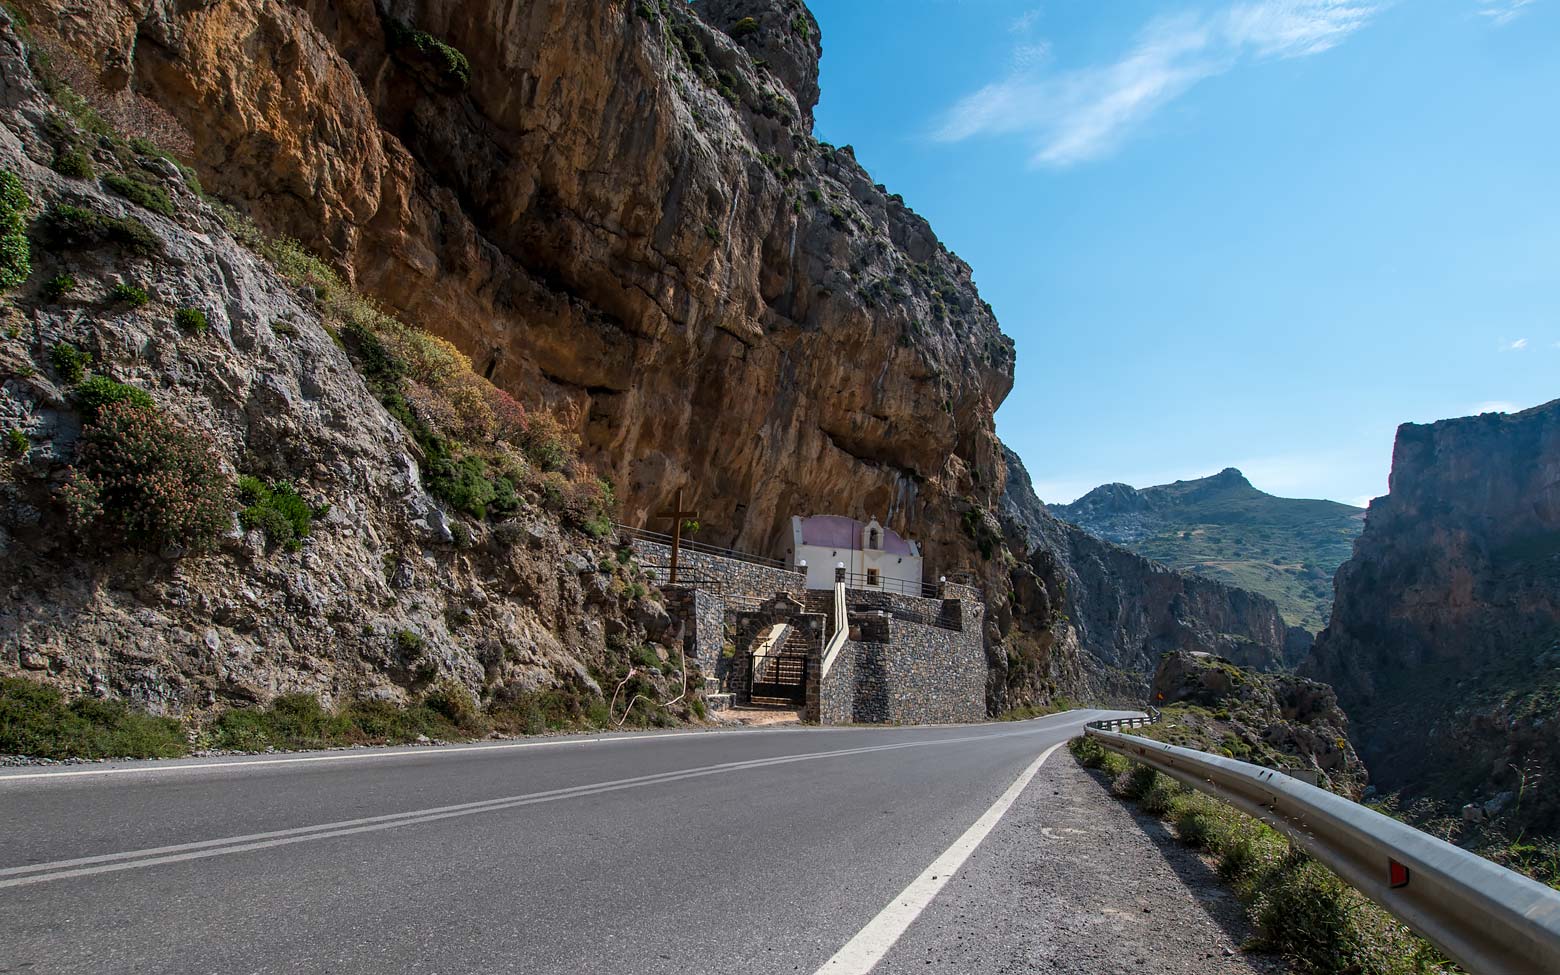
749, 652, 809, 705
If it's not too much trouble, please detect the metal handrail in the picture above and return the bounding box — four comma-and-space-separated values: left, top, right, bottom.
616, 524, 798, 572
838, 570, 940, 599
1085, 721, 1560, 973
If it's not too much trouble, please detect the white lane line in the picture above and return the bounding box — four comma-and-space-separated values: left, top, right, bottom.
0, 727, 1078, 890
0, 708, 1106, 784
814, 739, 1068, 975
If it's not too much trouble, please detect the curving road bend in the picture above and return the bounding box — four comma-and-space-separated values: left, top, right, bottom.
0, 710, 1152, 974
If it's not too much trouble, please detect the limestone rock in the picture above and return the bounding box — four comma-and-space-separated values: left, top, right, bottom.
0, 34, 675, 717
1305, 399, 1560, 833
15, 0, 1012, 586
1152, 650, 1366, 796
697, 0, 822, 127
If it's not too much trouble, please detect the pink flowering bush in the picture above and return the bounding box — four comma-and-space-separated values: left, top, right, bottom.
61, 401, 233, 550
485, 386, 528, 444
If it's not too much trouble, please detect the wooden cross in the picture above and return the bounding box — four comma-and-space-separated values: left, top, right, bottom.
655, 489, 699, 585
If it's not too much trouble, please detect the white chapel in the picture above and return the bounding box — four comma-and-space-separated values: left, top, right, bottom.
789, 515, 925, 592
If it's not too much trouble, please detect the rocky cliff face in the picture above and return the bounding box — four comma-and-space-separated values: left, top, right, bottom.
23, 0, 1013, 580
1305, 401, 1560, 831
0, 16, 682, 718
999, 446, 1304, 702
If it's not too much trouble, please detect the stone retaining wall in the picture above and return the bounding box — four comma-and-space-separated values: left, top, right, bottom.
629, 539, 804, 598
811, 591, 987, 725
659, 585, 727, 680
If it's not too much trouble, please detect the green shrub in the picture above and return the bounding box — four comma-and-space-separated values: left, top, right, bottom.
386, 19, 471, 89
36, 203, 161, 256
101, 172, 174, 218
424, 448, 517, 520
237, 475, 327, 551
41, 273, 75, 301
109, 281, 150, 306
60, 400, 233, 550
1113, 763, 1160, 801
5, 427, 28, 456
51, 145, 93, 180
72, 375, 155, 422
208, 693, 349, 751
49, 341, 88, 382
336, 698, 451, 742
731, 15, 760, 38
174, 306, 208, 333
1168, 791, 1235, 849
489, 684, 609, 735
1068, 735, 1131, 776
422, 681, 483, 731
1251, 855, 1440, 974
0, 169, 31, 290
1139, 774, 1183, 815
0, 676, 187, 759
204, 693, 478, 751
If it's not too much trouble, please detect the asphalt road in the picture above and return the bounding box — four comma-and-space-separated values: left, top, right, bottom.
0, 709, 1136, 975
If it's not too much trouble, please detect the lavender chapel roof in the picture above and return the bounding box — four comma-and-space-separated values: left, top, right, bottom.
796, 515, 917, 556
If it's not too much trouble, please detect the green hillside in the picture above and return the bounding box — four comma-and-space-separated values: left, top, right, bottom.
1050, 468, 1365, 632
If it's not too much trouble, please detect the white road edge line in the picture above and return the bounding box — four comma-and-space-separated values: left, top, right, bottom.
0, 729, 703, 782
813, 739, 1068, 975
0, 709, 1102, 784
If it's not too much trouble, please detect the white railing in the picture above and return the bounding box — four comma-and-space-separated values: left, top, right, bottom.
818, 582, 849, 679
1085, 721, 1560, 973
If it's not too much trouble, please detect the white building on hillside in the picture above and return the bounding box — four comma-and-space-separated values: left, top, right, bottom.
790, 515, 925, 593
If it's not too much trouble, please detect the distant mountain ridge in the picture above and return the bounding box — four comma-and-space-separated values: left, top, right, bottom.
998, 447, 1311, 693
1051, 469, 1365, 632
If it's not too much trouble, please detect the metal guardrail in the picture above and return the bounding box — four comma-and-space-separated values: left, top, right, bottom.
1085, 716, 1560, 973
1088, 708, 1160, 732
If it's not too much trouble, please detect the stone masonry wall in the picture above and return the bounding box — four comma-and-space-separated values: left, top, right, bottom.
629, 539, 805, 598
659, 586, 727, 682
813, 589, 987, 724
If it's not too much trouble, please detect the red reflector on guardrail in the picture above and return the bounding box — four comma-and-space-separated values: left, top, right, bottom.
1389, 858, 1410, 888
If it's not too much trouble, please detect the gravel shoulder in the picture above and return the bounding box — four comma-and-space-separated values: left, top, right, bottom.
875, 750, 1290, 974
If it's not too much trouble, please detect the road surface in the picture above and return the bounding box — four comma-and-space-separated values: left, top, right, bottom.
1, 710, 1179, 974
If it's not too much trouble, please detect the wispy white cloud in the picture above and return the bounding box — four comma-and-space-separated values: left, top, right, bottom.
1500, 337, 1529, 351
1225, 0, 1381, 57
1011, 41, 1053, 70
934, 1, 1380, 166
1476, 0, 1538, 25
1474, 400, 1520, 413
1010, 8, 1042, 34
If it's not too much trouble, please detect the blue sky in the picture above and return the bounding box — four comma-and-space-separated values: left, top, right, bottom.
808, 0, 1559, 506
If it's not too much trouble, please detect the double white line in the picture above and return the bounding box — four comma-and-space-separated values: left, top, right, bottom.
0, 728, 1061, 890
